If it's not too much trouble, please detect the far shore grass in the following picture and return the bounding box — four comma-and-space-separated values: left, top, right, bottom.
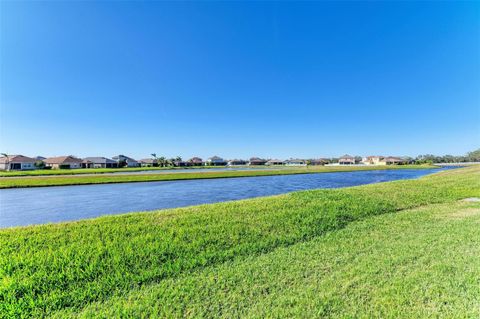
0, 164, 436, 189
0, 165, 232, 177
0, 166, 478, 318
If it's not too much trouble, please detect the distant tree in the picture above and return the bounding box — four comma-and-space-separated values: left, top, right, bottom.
466, 149, 480, 162
158, 157, 166, 167
35, 160, 45, 169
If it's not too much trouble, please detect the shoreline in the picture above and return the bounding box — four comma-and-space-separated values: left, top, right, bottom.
0, 165, 438, 189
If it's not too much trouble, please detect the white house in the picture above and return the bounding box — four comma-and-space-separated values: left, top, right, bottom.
0, 155, 36, 171
82, 157, 118, 168
112, 155, 139, 167
338, 155, 356, 165
206, 156, 227, 166
284, 159, 307, 166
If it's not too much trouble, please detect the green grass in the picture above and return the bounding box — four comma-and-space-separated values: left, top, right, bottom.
0, 166, 478, 318
0, 165, 230, 177
0, 164, 435, 188
64, 201, 480, 319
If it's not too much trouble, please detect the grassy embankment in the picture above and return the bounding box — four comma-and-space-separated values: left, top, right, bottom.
0, 166, 479, 318
0, 164, 435, 188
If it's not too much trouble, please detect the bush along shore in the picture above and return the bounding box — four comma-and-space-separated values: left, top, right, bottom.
0, 165, 479, 318
0, 164, 437, 188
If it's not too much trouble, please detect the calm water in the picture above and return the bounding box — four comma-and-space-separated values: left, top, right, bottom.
0, 168, 444, 227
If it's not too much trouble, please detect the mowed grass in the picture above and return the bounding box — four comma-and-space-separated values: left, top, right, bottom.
61, 201, 480, 319
0, 164, 435, 188
0, 166, 478, 318
0, 165, 234, 177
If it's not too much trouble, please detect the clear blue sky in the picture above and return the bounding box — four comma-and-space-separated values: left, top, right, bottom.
1, 1, 479, 159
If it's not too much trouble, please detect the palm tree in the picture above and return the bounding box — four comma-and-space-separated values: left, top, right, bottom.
151, 153, 158, 167
158, 156, 166, 167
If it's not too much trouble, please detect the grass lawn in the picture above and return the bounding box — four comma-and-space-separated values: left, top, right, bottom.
0, 164, 436, 188
0, 165, 228, 177
0, 166, 478, 318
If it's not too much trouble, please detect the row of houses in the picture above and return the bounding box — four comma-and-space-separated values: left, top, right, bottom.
0, 154, 409, 171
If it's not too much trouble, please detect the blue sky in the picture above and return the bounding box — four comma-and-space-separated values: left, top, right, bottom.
1, 1, 479, 159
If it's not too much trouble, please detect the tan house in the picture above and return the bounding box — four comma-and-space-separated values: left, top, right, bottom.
188, 157, 204, 166
0, 155, 36, 171
362, 155, 407, 165
44, 156, 83, 169
362, 156, 386, 165
248, 157, 267, 165
338, 155, 356, 165
139, 158, 158, 167
265, 159, 284, 165
383, 156, 407, 165
82, 157, 118, 168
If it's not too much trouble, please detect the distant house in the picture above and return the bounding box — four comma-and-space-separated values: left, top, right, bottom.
173, 160, 189, 167
188, 157, 204, 166
112, 155, 139, 168
265, 159, 284, 166
35, 156, 46, 161
383, 156, 407, 165
44, 156, 83, 169
206, 156, 227, 166
284, 159, 307, 166
248, 157, 267, 165
0, 155, 36, 171
362, 156, 385, 165
139, 158, 158, 167
228, 159, 247, 166
309, 158, 328, 166
82, 157, 118, 169
338, 155, 356, 165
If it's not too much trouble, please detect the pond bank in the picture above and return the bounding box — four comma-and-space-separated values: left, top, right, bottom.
0, 164, 436, 189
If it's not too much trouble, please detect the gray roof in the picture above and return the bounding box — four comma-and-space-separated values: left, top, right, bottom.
83, 157, 116, 164
112, 155, 138, 162
208, 156, 225, 161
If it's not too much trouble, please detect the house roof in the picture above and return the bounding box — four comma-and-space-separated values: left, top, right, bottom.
339, 155, 355, 160
82, 157, 116, 164
249, 157, 266, 162
384, 156, 404, 162
112, 155, 138, 162
310, 158, 327, 162
0, 155, 36, 164
44, 156, 83, 164
139, 158, 157, 164
284, 159, 306, 163
189, 157, 203, 162
208, 156, 224, 161
266, 159, 283, 163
